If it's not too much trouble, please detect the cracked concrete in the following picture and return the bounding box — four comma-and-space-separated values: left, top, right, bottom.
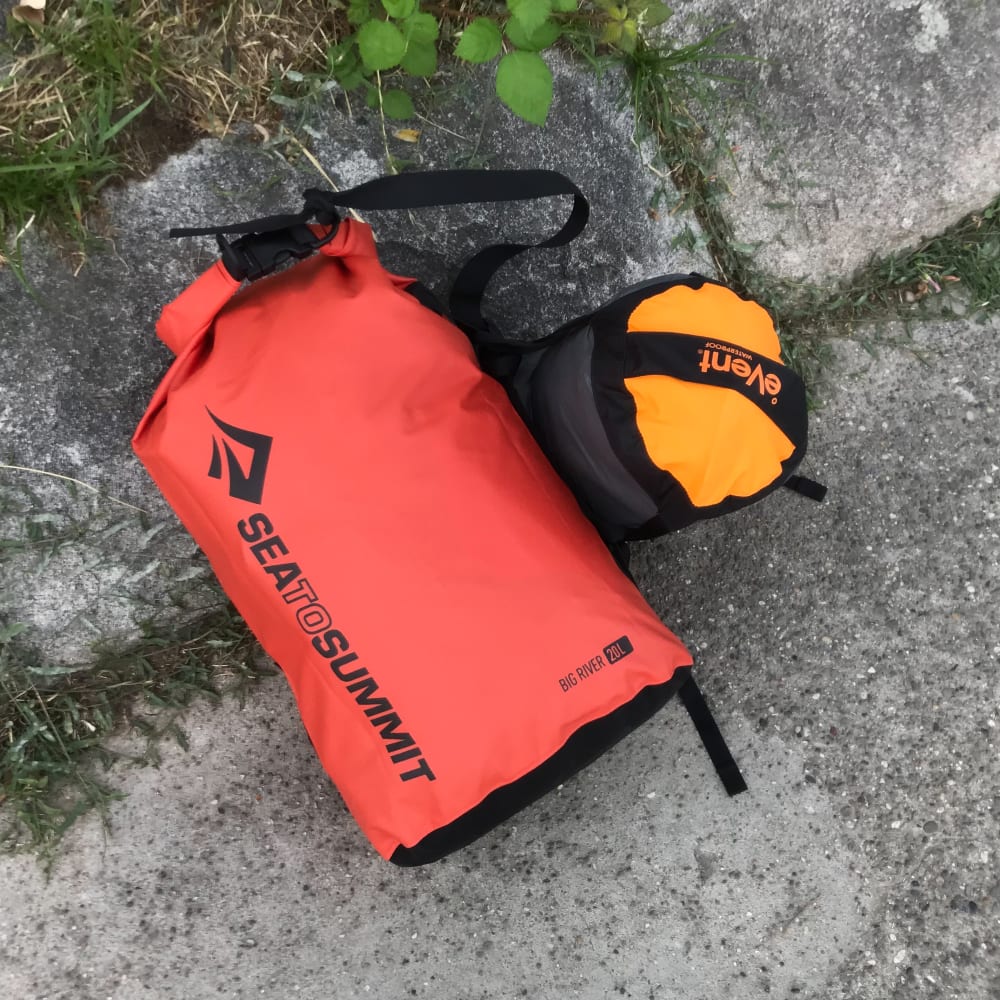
2, 14, 1000, 1000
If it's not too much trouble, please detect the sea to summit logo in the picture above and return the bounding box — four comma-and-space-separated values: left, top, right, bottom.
207, 409, 273, 504
697, 341, 782, 403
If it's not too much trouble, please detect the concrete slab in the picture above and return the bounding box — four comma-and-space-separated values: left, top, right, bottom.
677, 0, 1000, 281
2, 309, 998, 999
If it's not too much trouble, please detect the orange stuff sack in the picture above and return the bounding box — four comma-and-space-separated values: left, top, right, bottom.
132, 173, 746, 864
486, 275, 824, 541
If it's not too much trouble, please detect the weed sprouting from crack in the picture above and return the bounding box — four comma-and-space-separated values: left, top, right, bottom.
0, 0, 346, 265
619, 36, 1000, 389
0, 475, 268, 866
0, 609, 271, 871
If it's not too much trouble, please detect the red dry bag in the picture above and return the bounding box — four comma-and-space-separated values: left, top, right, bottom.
133, 171, 744, 863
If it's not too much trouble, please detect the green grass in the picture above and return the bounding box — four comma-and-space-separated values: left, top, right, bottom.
0, 0, 164, 264
0, 608, 272, 869
704, 193, 1000, 388
0, 473, 271, 865
0, 0, 343, 266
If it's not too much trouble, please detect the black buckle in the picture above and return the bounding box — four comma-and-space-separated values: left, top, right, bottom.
217, 219, 339, 282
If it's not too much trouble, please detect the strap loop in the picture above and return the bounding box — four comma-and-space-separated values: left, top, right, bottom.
678, 676, 748, 796
215, 223, 338, 283
168, 169, 589, 308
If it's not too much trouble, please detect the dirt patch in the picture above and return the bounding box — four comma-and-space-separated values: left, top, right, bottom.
122, 95, 204, 178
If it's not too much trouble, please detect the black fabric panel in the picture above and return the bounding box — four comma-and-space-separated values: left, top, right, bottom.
402, 280, 446, 316
589, 307, 693, 529
390, 668, 690, 867
526, 325, 659, 536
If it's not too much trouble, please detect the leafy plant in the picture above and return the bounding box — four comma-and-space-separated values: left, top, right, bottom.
328, 0, 675, 127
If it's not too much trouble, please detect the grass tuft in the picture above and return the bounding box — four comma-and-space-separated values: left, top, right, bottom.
0, 0, 345, 265
0, 608, 272, 868
620, 35, 1000, 387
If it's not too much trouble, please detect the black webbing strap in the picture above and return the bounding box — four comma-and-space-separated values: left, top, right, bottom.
169, 169, 589, 331
785, 474, 828, 502
678, 675, 748, 796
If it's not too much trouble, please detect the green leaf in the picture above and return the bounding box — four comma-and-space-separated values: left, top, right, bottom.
347, 0, 371, 26
338, 64, 368, 91
0, 622, 26, 643
618, 17, 638, 51
97, 96, 153, 144
381, 88, 415, 119
495, 51, 553, 126
599, 19, 622, 45
634, 1, 672, 28
357, 20, 407, 70
507, 0, 551, 36
402, 39, 437, 76
552, 0, 577, 10
455, 18, 503, 63
381, 0, 416, 18
328, 39, 367, 89
404, 11, 439, 43
506, 17, 561, 51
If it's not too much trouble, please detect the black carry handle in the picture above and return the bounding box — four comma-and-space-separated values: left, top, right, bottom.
169, 169, 589, 335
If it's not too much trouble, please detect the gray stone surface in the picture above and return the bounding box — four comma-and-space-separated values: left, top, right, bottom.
677, 0, 1000, 281
2, 27, 1000, 1000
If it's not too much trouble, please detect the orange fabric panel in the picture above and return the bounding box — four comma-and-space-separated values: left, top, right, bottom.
133, 221, 692, 859
622, 280, 792, 507
623, 374, 795, 507
626, 282, 783, 362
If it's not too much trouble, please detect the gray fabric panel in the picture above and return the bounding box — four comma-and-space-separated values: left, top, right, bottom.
529, 325, 658, 529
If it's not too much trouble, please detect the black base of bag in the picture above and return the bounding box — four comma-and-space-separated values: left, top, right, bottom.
391, 667, 745, 866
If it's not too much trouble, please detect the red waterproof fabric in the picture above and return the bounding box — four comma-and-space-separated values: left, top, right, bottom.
133, 221, 692, 858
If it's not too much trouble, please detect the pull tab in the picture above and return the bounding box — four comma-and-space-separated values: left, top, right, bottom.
784, 474, 828, 502
678, 675, 748, 796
